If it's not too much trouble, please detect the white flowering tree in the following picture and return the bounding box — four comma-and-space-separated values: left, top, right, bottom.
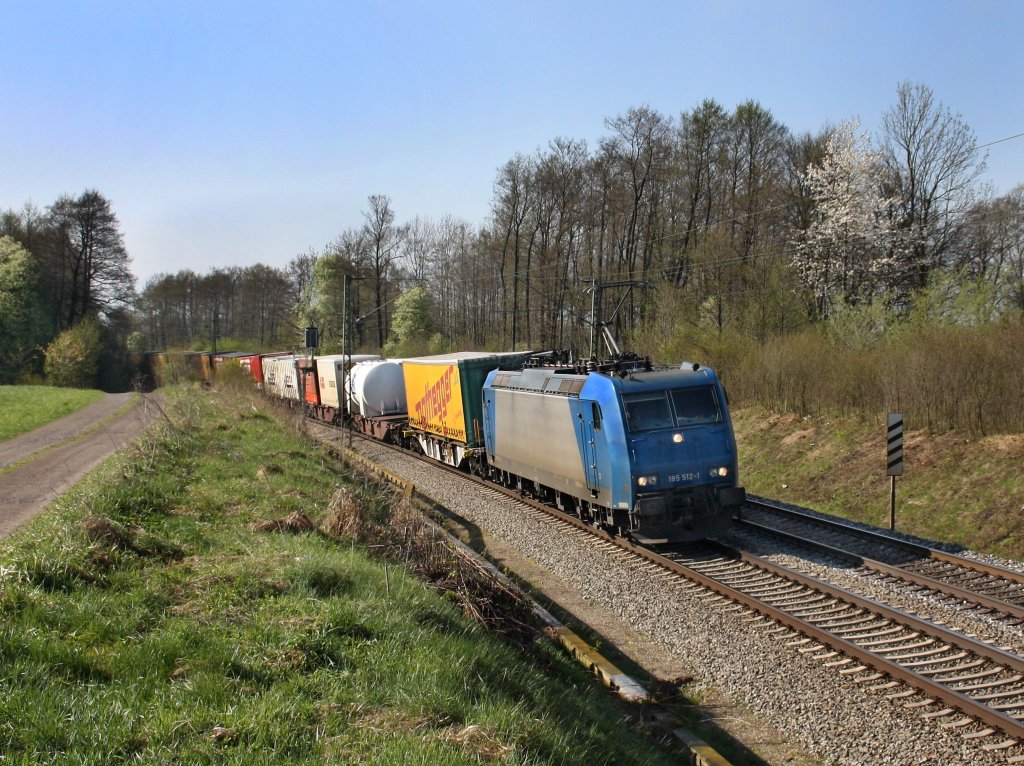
792, 120, 900, 317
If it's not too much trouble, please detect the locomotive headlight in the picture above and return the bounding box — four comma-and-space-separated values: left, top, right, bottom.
637, 475, 658, 488
672, 433, 684, 444
709, 466, 730, 478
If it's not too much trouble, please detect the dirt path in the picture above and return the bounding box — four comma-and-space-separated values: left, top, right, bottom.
0, 393, 160, 537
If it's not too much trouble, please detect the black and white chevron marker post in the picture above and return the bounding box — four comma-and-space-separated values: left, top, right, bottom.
887, 413, 904, 530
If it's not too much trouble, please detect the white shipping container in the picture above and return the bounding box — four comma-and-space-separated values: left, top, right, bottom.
265, 356, 300, 400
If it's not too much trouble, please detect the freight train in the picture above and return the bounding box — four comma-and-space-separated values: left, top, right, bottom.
137, 348, 745, 543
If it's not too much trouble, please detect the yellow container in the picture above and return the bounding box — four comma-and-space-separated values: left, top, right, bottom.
402, 352, 531, 447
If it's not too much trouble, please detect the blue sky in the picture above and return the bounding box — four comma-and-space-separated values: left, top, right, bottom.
2, 1, 1022, 287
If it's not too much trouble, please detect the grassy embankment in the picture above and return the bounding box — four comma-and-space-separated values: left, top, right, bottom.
0, 385, 683, 765
0, 385, 106, 442
733, 407, 1024, 560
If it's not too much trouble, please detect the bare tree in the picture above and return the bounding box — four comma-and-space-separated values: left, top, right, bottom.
286, 249, 319, 322
237, 264, 292, 347
725, 100, 789, 262
531, 138, 589, 349
600, 106, 673, 277
45, 190, 135, 329
957, 186, 1024, 310
430, 215, 475, 344
402, 216, 436, 286
492, 155, 536, 348
781, 128, 831, 239
879, 82, 987, 295
362, 195, 404, 348
669, 99, 731, 287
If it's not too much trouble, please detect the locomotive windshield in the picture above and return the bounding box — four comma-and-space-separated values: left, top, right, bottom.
670, 386, 720, 424
623, 386, 721, 431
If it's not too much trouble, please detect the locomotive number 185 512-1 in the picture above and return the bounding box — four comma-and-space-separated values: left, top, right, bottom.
669, 472, 700, 483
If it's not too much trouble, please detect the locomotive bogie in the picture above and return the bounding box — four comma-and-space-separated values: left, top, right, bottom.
349, 412, 407, 443
414, 433, 476, 468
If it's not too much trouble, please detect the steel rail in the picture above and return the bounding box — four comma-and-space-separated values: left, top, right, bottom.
746, 497, 1024, 588
735, 517, 1024, 622
627, 541, 1024, 741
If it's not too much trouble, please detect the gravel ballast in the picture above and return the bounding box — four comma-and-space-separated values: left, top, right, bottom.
316, 426, 1023, 766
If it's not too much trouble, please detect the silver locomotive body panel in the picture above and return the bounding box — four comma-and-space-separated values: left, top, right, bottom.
488, 388, 588, 497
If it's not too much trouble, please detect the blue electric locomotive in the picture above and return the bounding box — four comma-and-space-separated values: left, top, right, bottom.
482, 360, 744, 543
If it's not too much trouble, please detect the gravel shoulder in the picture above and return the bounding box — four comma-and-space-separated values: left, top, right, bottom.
476, 528, 815, 766
0, 393, 160, 537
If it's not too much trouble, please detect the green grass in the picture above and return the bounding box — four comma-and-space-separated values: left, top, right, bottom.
0, 386, 683, 765
0, 385, 106, 441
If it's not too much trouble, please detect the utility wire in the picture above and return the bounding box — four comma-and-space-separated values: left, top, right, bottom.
978, 131, 1024, 150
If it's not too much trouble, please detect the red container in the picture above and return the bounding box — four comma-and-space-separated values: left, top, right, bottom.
296, 358, 320, 405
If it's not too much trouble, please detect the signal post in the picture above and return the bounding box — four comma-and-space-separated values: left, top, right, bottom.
887, 413, 904, 530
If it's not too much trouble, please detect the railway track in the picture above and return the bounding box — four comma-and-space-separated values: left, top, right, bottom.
741, 498, 1024, 625
652, 540, 1024, 753
311, 423, 1024, 759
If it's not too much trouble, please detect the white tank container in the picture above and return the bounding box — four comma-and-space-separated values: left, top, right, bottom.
314, 354, 381, 409
350, 360, 407, 417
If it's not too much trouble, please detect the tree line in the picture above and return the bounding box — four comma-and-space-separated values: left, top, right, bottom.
2, 82, 1021, 431
275, 81, 1019, 361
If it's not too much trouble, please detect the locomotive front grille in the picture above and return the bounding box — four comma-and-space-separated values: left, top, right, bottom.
635, 495, 691, 529
634, 495, 666, 522
634, 489, 716, 531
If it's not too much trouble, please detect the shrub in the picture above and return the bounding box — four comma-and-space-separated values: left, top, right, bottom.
44, 320, 104, 389
723, 309, 1023, 435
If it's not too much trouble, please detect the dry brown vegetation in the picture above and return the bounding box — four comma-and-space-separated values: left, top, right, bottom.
246, 479, 540, 646
722, 317, 1024, 436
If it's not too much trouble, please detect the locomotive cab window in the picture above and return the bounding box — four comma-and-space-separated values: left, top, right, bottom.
670, 386, 721, 425
591, 402, 602, 431
624, 386, 721, 431
623, 393, 673, 431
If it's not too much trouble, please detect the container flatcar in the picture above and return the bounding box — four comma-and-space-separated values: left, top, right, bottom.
314, 354, 383, 412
